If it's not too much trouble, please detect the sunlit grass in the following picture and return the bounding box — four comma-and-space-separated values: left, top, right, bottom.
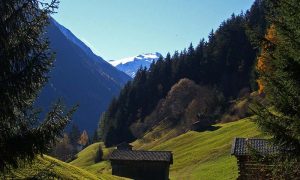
149, 118, 264, 179
70, 142, 128, 179
71, 118, 264, 180
7, 155, 100, 179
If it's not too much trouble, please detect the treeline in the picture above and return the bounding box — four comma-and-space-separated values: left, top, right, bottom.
50, 124, 90, 161
98, 0, 268, 147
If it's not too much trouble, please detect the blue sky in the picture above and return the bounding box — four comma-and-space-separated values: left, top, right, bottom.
52, 0, 254, 60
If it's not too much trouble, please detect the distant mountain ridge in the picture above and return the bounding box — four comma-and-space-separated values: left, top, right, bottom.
36, 19, 131, 134
109, 52, 162, 77
52, 19, 130, 85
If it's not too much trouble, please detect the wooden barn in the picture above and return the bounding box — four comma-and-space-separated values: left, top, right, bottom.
231, 138, 279, 180
108, 143, 173, 180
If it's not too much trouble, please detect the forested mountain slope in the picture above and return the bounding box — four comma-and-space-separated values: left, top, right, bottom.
98, 0, 267, 146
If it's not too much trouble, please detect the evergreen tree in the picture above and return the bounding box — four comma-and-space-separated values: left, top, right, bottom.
187, 43, 195, 56
0, 0, 75, 171
253, 0, 300, 177
92, 130, 99, 143
245, 0, 268, 48
69, 123, 81, 147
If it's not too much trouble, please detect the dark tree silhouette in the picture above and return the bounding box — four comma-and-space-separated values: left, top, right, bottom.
253, 0, 300, 178
0, 0, 76, 171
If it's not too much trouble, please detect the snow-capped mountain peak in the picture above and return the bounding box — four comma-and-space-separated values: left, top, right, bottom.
109, 52, 162, 77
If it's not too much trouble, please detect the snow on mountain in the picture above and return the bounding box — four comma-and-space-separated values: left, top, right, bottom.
109, 52, 162, 77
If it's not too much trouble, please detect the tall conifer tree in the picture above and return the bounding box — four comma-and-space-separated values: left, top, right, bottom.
254, 0, 300, 177
0, 0, 75, 171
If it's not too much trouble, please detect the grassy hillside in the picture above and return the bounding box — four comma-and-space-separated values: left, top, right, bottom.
70, 142, 110, 167
72, 118, 263, 180
70, 142, 129, 179
136, 118, 264, 180
5, 155, 124, 180
6, 155, 98, 179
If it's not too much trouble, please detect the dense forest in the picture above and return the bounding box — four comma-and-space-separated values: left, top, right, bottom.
98, 0, 268, 146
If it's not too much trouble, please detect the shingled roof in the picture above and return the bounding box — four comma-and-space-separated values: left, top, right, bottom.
109, 150, 173, 164
231, 138, 279, 156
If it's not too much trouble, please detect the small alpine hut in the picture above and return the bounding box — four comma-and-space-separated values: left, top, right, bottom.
231, 138, 279, 179
108, 142, 173, 180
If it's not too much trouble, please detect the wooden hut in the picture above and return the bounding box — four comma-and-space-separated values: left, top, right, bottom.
231, 138, 279, 179
108, 143, 173, 180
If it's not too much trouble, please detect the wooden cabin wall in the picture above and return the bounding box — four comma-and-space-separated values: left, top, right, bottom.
236, 156, 273, 180
111, 160, 170, 180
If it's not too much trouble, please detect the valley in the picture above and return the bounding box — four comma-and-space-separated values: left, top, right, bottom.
2, 0, 299, 179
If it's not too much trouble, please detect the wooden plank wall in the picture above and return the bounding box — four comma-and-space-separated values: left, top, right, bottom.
237, 156, 273, 180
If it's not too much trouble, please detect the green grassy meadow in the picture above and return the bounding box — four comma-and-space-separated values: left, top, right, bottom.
70, 142, 117, 176
6, 153, 125, 179
6, 118, 262, 179
6, 155, 99, 179
70, 118, 264, 180
148, 118, 264, 179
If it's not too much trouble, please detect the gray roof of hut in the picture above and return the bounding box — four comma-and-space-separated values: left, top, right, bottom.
231, 138, 279, 156
109, 150, 173, 164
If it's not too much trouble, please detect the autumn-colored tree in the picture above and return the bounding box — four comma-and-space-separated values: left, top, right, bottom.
256, 24, 277, 94
78, 130, 89, 147
51, 134, 73, 161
